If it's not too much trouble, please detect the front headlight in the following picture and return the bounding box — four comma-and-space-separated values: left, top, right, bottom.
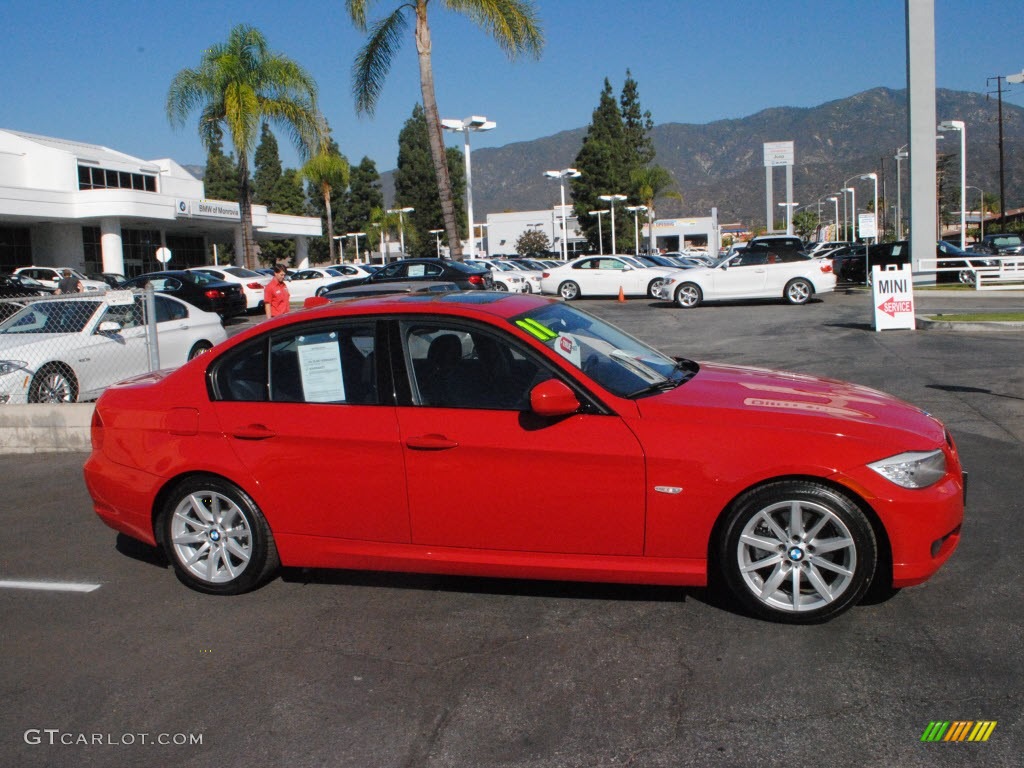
868, 449, 947, 489
0, 360, 28, 377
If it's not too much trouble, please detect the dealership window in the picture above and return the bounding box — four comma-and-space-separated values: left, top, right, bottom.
122, 229, 161, 276
77, 164, 156, 192
82, 226, 102, 275
165, 235, 206, 268
0, 226, 32, 272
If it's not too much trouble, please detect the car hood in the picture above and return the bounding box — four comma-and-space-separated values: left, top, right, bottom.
639, 361, 946, 443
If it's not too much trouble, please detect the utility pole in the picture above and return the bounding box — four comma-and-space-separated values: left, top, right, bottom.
987, 75, 1007, 224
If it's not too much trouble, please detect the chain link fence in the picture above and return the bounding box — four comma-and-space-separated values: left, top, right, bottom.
0, 288, 221, 405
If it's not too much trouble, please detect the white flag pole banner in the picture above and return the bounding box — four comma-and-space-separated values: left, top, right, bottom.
872, 264, 916, 331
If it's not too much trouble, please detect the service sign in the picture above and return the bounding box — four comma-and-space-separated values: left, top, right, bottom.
872, 264, 916, 331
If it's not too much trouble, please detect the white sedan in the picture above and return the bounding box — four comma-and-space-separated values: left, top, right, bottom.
653, 250, 837, 307
465, 259, 529, 292
187, 266, 270, 312
0, 292, 227, 404
286, 267, 366, 301
538, 255, 675, 300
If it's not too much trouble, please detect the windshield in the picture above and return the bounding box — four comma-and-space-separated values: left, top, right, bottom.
508, 302, 694, 398
0, 300, 100, 334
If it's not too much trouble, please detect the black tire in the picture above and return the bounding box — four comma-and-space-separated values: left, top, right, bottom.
958, 269, 975, 285
647, 278, 665, 298
784, 279, 813, 305
188, 341, 214, 360
161, 475, 279, 595
558, 281, 581, 300
716, 480, 876, 624
674, 283, 702, 308
29, 363, 78, 403
494, 282, 509, 292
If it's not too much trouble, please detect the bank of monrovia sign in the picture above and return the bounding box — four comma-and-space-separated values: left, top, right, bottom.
175, 199, 241, 221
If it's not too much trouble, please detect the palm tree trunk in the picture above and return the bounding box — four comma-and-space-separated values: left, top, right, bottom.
323, 181, 335, 262
238, 156, 257, 270
647, 202, 656, 253
415, 2, 462, 259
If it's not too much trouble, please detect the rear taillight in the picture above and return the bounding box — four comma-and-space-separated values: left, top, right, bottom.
91, 408, 104, 451
204, 289, 223, 299
468, 275, 483, 286
820, 262, 833, 273
246, 282, 262, 289
541, 272, 550, 278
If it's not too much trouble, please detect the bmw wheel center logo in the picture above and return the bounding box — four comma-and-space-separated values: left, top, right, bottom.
788, 546, 804, 562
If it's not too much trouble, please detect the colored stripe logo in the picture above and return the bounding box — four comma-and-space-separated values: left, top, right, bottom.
921, 721, 997, 742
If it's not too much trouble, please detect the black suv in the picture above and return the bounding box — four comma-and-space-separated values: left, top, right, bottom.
971, 233, 1023, 255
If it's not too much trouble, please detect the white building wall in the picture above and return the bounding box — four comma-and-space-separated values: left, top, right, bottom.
31, 223, 86, 268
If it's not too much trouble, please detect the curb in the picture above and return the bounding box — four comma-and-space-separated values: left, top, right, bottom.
0, 403, 94, 454
917, 316, 1024, 332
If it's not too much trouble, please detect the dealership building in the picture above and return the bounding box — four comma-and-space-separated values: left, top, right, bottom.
0, 129, 321, 277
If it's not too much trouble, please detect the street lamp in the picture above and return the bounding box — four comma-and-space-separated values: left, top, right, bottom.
588, 209, 610, 255
842, 187, 856, 241
544, 168, 581, 261
598, 194, 627, 255
442, 116, 496, 260
429, 228, 444, 258
370, 222, 383, 263
965, 186, 985, 241
894, 145, 908, 240
345, 232, 365, 262
332, 235, 345, 261
777, 202, 799, 236
827, 196, 839, 242
937, 120, 966, 250
387, 207, 414, 255
625, 205, 648, 255
473, 223, 488, 257
860, 173, 878, 278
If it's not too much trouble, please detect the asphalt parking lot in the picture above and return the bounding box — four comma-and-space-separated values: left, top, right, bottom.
2, 287, 1022, 767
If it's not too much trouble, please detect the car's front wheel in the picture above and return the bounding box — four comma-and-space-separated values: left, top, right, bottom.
188, 341, 214, 360
558, 281, 580, 300
494, 282, 509, 292
161, 475, 279, 595
716, 480, 877, 623
958, 269, 976, 285
29, 363, 78, 403
674, 283, 702, 308
784, 278, 813, 305
647, 278, 665, 298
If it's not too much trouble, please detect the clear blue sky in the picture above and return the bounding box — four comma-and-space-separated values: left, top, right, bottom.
2, 0, 1022, 173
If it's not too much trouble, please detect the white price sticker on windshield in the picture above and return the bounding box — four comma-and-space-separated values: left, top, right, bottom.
554, 333, 582, 368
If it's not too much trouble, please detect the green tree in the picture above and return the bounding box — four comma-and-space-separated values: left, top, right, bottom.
252, 123, 282, 206
368, 205, 403, 261
302, 134, 350, 263
571, 79, 630, 251
393, 104, 466, 257
515, 229, 550, 257
347, 0, 543, 259
203, 128, 241, 202
620, 69, 655, 169
167, 24, 322, 269
792, 208, 819, 241
341, 157, 385, 239
630, 165, 679, 252
260, 169, 308, 265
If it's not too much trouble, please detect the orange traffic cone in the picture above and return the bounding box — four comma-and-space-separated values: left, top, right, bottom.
618, 286, 626, 302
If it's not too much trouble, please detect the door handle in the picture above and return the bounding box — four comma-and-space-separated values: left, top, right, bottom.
406, 434, 459, 450
231, 424, 276, 440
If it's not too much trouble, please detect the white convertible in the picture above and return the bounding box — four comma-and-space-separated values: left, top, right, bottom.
0, 292, 226, 404
653, 250, 837, 307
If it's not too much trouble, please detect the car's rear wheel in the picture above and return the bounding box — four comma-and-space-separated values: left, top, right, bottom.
161, 475, 279, 595
188, 341, 214, 360
674, 283, 702, 308
716, 481, 876, 623
29, 363, 78, 403
784, 278, 813, 305
647, 278, 665, 298
558, 281, 580, 300
958, 269, 976, 285
494, 282, 509, 292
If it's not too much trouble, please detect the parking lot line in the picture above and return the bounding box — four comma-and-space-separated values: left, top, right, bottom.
0, 579, 101, 593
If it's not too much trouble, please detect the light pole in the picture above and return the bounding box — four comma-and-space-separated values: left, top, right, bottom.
842, 187, 856, 241
777, 202, 799, 237
429, 228, 443, 258
937, 120, 966, 250
827, 196, 839, 241
965, 186, 985, 241
860, 173, 878, 277
544, 168, 581, 261
894, 145, 908, 240
625, 205, 648, 255
473, 223, 488, 257
387, 207, 414, 255
588, 209, 609, 255
345, 232, 365, 262
332, 235, 345, 261
370, 223, 383, 263
442, 116, 496, 260
598, 194, 627, 255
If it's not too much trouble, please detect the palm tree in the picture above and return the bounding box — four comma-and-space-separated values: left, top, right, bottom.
630, 165, 680, 253
347, 0, 543, 260
167, 24, 322, 269
303, 145, 350, 263
368, 206, 402, 262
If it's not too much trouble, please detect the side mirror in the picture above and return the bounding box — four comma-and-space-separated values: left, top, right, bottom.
98, 320, 122, 334
529, 378, 580, 417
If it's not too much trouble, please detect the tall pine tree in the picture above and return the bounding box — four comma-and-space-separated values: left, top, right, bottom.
341, 157, 385, 244
252, 124, 283, 206
203, 127, 241, 202
393, 104, 465, 258
620, 70, 655, 169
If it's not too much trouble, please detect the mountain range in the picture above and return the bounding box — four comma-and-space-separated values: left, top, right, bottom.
398, 87, 1024, 228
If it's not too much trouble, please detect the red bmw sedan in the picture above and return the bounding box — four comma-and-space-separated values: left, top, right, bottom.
84, 293, 964, 623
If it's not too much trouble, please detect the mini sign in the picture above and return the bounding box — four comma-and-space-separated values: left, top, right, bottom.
872, 264, 916, 331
